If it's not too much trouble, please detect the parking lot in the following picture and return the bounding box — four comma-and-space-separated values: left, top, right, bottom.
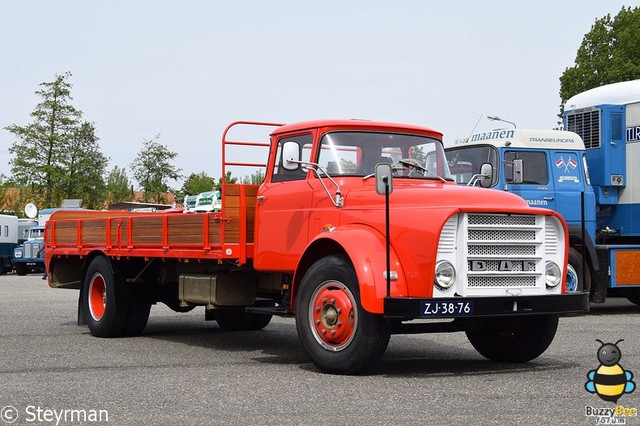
1, 273, 639, 425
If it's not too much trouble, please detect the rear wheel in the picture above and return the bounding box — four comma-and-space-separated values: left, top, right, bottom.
466, 314, 559, 362
295, 254, 390, 375
214, 308, 255, 331
83, 256, 128, 337
82, 256, 150, 337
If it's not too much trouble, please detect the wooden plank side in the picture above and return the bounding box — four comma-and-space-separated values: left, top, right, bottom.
168, 214, 204, 245
81, 219, 108, 244
131, 216, 163, 245
54, 222, 78, 245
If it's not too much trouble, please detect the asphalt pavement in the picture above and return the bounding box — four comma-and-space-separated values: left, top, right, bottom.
1, 273, 639, 426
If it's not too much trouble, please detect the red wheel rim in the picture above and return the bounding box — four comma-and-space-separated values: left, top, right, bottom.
88, 273, 106, 321
309, 281, 357, 352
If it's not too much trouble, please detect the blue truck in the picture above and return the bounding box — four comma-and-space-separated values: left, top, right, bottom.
445, 79, 640, 305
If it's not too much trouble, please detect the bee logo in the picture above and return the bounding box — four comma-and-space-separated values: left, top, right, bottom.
585, 339, 636, 403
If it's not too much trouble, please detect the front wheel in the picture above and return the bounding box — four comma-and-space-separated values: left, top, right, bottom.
295, 255, 390, 375
15, 263, 28, 276
466, 315, 559, 362
566, 247, 590, 293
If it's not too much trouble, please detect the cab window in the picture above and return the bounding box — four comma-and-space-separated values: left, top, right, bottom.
505, 151, 548, 185
272, 134, 313, 182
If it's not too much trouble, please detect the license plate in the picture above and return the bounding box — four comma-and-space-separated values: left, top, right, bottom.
420, 300, 473, 317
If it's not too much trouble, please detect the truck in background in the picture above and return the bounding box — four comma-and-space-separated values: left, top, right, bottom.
445, 129, 596, 295
564, 79, 640, 304
13, 225, 45, 275
0, 215, 18, 274
44, 119, 587, 374
445, 79, 640, 305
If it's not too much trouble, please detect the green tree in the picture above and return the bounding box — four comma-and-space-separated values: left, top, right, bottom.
131, 136, 182, 204
559, 6, 640, 114
177, 171, 216, 201
105, 166, 133, 205
240, 169, 265, 185
5, 72, 107, 208
214, 171, 238, 191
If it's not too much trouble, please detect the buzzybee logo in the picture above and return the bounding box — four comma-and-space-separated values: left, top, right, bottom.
585, 339, 635, 403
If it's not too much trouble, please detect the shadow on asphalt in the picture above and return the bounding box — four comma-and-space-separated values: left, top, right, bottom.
130, 311, 580, 377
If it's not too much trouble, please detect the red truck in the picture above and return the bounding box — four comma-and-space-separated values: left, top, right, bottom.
45, 119, 588, 374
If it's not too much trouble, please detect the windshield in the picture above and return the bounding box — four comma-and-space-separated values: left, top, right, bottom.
317, 131, 453, 181
445, 146, 498, 186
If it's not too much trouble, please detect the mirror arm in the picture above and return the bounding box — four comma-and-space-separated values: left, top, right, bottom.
286, 159, 343, 208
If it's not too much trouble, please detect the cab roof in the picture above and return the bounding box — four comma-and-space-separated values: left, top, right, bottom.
449, 128, 585, 150
270, 119, 443, 140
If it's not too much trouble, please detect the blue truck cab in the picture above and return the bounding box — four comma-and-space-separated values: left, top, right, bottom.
445, 129, 597, 294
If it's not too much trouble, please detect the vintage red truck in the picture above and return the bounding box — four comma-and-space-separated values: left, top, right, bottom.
44, 119, 588, 374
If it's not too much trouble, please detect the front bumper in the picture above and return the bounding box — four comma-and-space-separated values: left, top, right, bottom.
383, 292, 589, 320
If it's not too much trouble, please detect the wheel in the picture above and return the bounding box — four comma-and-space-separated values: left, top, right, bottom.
248, 313, 273, 330
214, 308, 255, 331
623, 288, 640, 305
163, 300, 196, 313
122, 303, 152, 337
566, 247, 590, 292
15, 263, 28, 276
466, 315, 559, 362
295, 254, 390, 375
82, 256, 129, 337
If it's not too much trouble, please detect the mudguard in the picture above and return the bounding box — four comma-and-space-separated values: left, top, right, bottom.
292, 224, 408, 314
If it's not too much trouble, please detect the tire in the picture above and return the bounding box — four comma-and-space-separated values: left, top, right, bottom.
82, 256, 129, 337
566, 247, 590, 293
15, 263, 28, 276
163, 300, 196, 313
466, 314, 559, 362
215, 308, 255, 331
122, 303, 151, 337
248, 313, 273, 330
623, 288, 640, 305
295, 254, 390, 375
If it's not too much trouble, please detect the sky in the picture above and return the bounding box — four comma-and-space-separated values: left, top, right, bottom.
0, 1, 637, 191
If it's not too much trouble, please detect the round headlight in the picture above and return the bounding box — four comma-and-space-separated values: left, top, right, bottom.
434, 261, 456, 290
545, 261, 561, 288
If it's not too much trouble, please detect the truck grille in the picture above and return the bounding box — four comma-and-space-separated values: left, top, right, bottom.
24, 241, 43, 258
566, 109, 600, 149
465, 213, 542, 291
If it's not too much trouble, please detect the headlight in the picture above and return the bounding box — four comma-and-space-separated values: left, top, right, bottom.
13, 250, 22, 259
545, 261, 561, 288
434, 261, 456, 289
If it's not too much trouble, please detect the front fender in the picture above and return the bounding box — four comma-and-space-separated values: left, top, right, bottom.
293, 224, 408, 314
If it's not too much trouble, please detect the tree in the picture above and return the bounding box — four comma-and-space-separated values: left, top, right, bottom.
6, 72, 107, 208
177, 171, 216, 201
559, 6, 640, 113
240, 169, 265, 185
131, 136, 182, 204
214, 171, 238, 191
105, 166, 133, 205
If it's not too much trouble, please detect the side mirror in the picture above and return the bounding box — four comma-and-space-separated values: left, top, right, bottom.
512, 158, 524, 184
479, 162, 493, 188
282, 141, 300, 171
375, 163, 393, 195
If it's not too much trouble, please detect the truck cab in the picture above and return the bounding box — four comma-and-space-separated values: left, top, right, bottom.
445, 129, 597, 293
13, 225, 45, 275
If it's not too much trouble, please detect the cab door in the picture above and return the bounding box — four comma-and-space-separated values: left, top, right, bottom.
253, 134, 314, 272
504, 150, 557, 211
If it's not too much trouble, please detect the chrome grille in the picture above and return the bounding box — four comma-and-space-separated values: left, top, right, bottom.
465, 213, 542, 291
